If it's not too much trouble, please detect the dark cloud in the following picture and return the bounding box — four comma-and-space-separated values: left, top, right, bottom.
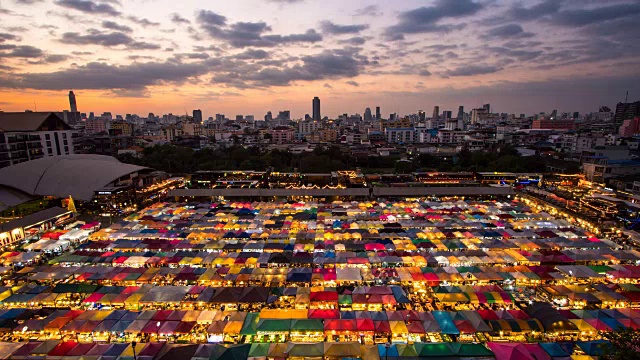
173, 52, 210, 60
445, 64, 501, 77
507, 0, 561, 21
384, 0, 483, 40
236, 49, 270, 60
27, 54, 69, 64
244, 49, 361, 86
171, 13, 191, 25
55, 0, 120, 16
61, 30, 162, 50
320, 21, 369, 35
346, 80, 359, 87
62, 31, 131, 46
198, 10, 321, 48
550, 2, 640, 27
127, 16, 160, 27
353, 5, 381, 17
0, 33, 19, 42
482, 24, 534, 39
197, 10, 227, 26
0, 45, 43, 58
487, 47, 542, 61
102, 20, 133, 33
0, 60, 213, 90
338, 37, 366, 46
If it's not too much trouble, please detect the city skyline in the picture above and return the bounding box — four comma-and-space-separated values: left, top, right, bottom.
1, 0, 640, 116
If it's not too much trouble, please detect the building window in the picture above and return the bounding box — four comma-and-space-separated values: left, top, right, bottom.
63, 140, 68, 145
46, 141, 51, 147
62, 133, 67, 139
45, 134, 50, 140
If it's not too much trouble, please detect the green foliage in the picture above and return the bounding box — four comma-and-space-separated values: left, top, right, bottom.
118, 144, 552, 175
601, 328, 640, 360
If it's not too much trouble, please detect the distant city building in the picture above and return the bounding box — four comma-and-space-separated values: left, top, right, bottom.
532, 118, 575, 130
277, 111, 291, 121
615, 101, 640, 123
236, 115, 243, 121
432, 106, 440, 119
364, 108, 373, 121
110, 121, 134, 136
215, 114, 225, 122
68, 91, 77, 113
265, 111, 273, 122
85, 118, 107, 134
418, 110, 426, 122
442, 110, 452, 119
192, 109, 203, 124
619, 117, 640, 137
483, 103, 490, 113
375, 106, 381, 120
312, 97, 321, 121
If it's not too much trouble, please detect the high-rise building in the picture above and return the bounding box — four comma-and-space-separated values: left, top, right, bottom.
277, 111, 291, 121
483, 104, 490, 113
442, 110, 452, 119
69, 91, 77, 113
615, 101, 640, 123
193, 109, 203, 124
265, 111, 273, 122
236, 115, 243, 121
432, 106, 440, 119
375, 107, 381, 120
457, 106, 464, 120
215, 114, 225, 122
364, 108, 373, 121
312, 97, 321, 121
418, 110, 426, 122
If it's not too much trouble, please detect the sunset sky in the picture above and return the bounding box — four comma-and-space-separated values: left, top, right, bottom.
1, 0, 640, 118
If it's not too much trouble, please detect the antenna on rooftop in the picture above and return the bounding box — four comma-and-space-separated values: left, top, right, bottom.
625, 91, 629, 103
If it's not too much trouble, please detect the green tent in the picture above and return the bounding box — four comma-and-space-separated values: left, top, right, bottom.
290, 319, 324, 332
248, 343, 270, 357
239, 313, 259, 336
256, 319, 291, 333
285, 342, 324, 357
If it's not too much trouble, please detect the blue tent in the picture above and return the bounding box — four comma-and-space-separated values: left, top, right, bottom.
432, 311, 459, 335
576, 340, 609, 356
540, 342, 571, 358
377, 344, 399, 357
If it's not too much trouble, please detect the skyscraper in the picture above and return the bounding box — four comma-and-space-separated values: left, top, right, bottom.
457, 106, 464, 120
376, 107, 381, 120
483, 104, 491, 114
312, 97, 321, 121
364, 108, 372, 121
193, 109, 203, 124
432, 106, 440, 119
418, 110, 426, 122
68, 91, 77, 113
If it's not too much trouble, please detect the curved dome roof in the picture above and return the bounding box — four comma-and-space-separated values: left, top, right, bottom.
0, 155, 150, 201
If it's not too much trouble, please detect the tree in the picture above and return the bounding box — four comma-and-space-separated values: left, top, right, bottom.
601, 328, 640, 360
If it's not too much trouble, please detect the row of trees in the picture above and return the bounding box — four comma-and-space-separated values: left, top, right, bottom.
118, 144, 550, 175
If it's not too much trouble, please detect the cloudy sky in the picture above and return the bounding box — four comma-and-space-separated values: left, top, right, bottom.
1, 0, 640, 118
